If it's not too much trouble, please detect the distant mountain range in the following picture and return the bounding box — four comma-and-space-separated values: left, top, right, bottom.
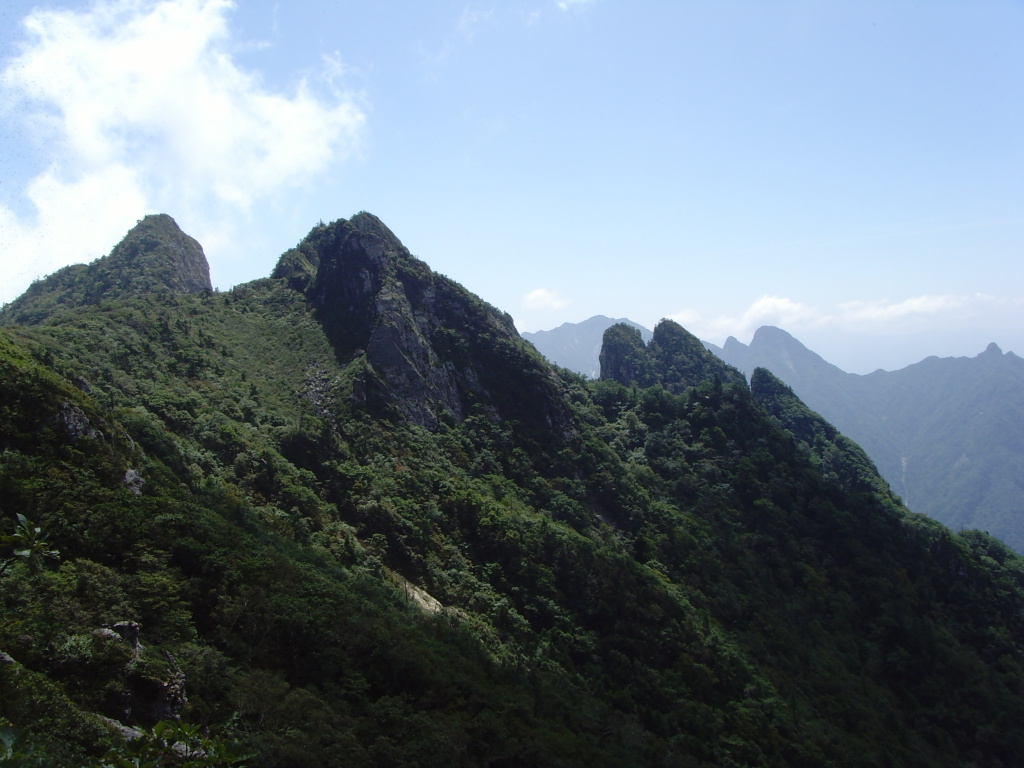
712, 326, 1024, 551
525, 316, 1024, 551
522, 316, 652, 378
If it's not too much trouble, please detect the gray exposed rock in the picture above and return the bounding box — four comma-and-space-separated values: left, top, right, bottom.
163, 670, 188, 717
277, 212, 575, 436
97, 715, 146, 742
112, 621, 142, 651
123, 469, 144, 496
302, 360, 340, 421
56, 402, 103, 442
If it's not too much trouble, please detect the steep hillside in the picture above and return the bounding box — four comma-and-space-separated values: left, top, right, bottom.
718, 326, 1024, 551
2, 216, 1024, 767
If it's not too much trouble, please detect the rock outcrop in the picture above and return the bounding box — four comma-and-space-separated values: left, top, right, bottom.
1, 214, 212, 325
600, 319, 745, 392
275, 213, 574, 434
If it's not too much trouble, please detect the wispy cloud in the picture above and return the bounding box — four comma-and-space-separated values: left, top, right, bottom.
523, 287, 570, 311
671, 294, 823, 342
0, 0, 365, 302
556, 0, 597, 11
836, 295, 972, 323
458, 7, 492, 40
671, 293, 1017, 344
420, 5, 494, 73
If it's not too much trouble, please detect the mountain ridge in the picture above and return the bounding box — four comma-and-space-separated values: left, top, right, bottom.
2, 214, 1024, 766
717, 325, 1024, 550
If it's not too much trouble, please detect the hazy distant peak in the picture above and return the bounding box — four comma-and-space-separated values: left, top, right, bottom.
531, 315, 646, 335
750, 325, 801, 348
721, 335, 747, 354
521, 315, 653, 378
982, 342, 1003, 356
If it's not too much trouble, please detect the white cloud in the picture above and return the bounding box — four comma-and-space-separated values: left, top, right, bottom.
0, 0, 365, 302
836, 294, 970, 323
556, 0, 596, 11
671, 293, 1018, 346
731, 294, 822, 335
523, 287, 569, 311
0, 164, 148, 292
671, 294, 824, 342
458, 7, 492, 40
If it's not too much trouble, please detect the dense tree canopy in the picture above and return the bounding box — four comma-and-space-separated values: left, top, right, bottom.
2, 215, 1023, 767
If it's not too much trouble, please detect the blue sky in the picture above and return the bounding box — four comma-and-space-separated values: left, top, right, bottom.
1, 0, 1022, 373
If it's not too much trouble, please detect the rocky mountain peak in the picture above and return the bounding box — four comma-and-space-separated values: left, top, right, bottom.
275, 213, 574, 434
101, 214, 212, 296
0, 214, 211, 325
522, 316, 653, 379
600, 319, 744, 392
982, 341, 1004, 357
750, 325, 796, 346
348, 210, 407, 253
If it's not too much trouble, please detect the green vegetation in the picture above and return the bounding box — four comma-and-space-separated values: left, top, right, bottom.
598, 320, 743, 392
2, 214, 1024, 766
2, 214, 211, 326
718, 326, 1024, 552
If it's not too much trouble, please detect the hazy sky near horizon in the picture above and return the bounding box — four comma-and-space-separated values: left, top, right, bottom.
1, 0, 1022, 373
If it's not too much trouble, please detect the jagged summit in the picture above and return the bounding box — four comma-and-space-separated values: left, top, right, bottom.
522, 315, 653, 378
104, 213, 212, 296
600, 318, 744, 391
722, 326, 841, 378
0, 214, 211, 325
275, 212, 573, 433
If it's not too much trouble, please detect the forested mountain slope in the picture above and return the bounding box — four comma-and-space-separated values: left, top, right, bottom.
716, 326, 1024, 551
2, 216, 1024, 767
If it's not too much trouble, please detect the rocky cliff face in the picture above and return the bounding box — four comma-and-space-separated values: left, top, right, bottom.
523, 315, 653, 378
275, 213, 574, 433
599, 323, 652, 386
6, 212, 1024, 766
101, 214, 212, 297
0, 214, 211, 325
600, 319, 744, 391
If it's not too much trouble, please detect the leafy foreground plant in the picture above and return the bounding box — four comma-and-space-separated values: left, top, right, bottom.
0, 515, 60, 577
